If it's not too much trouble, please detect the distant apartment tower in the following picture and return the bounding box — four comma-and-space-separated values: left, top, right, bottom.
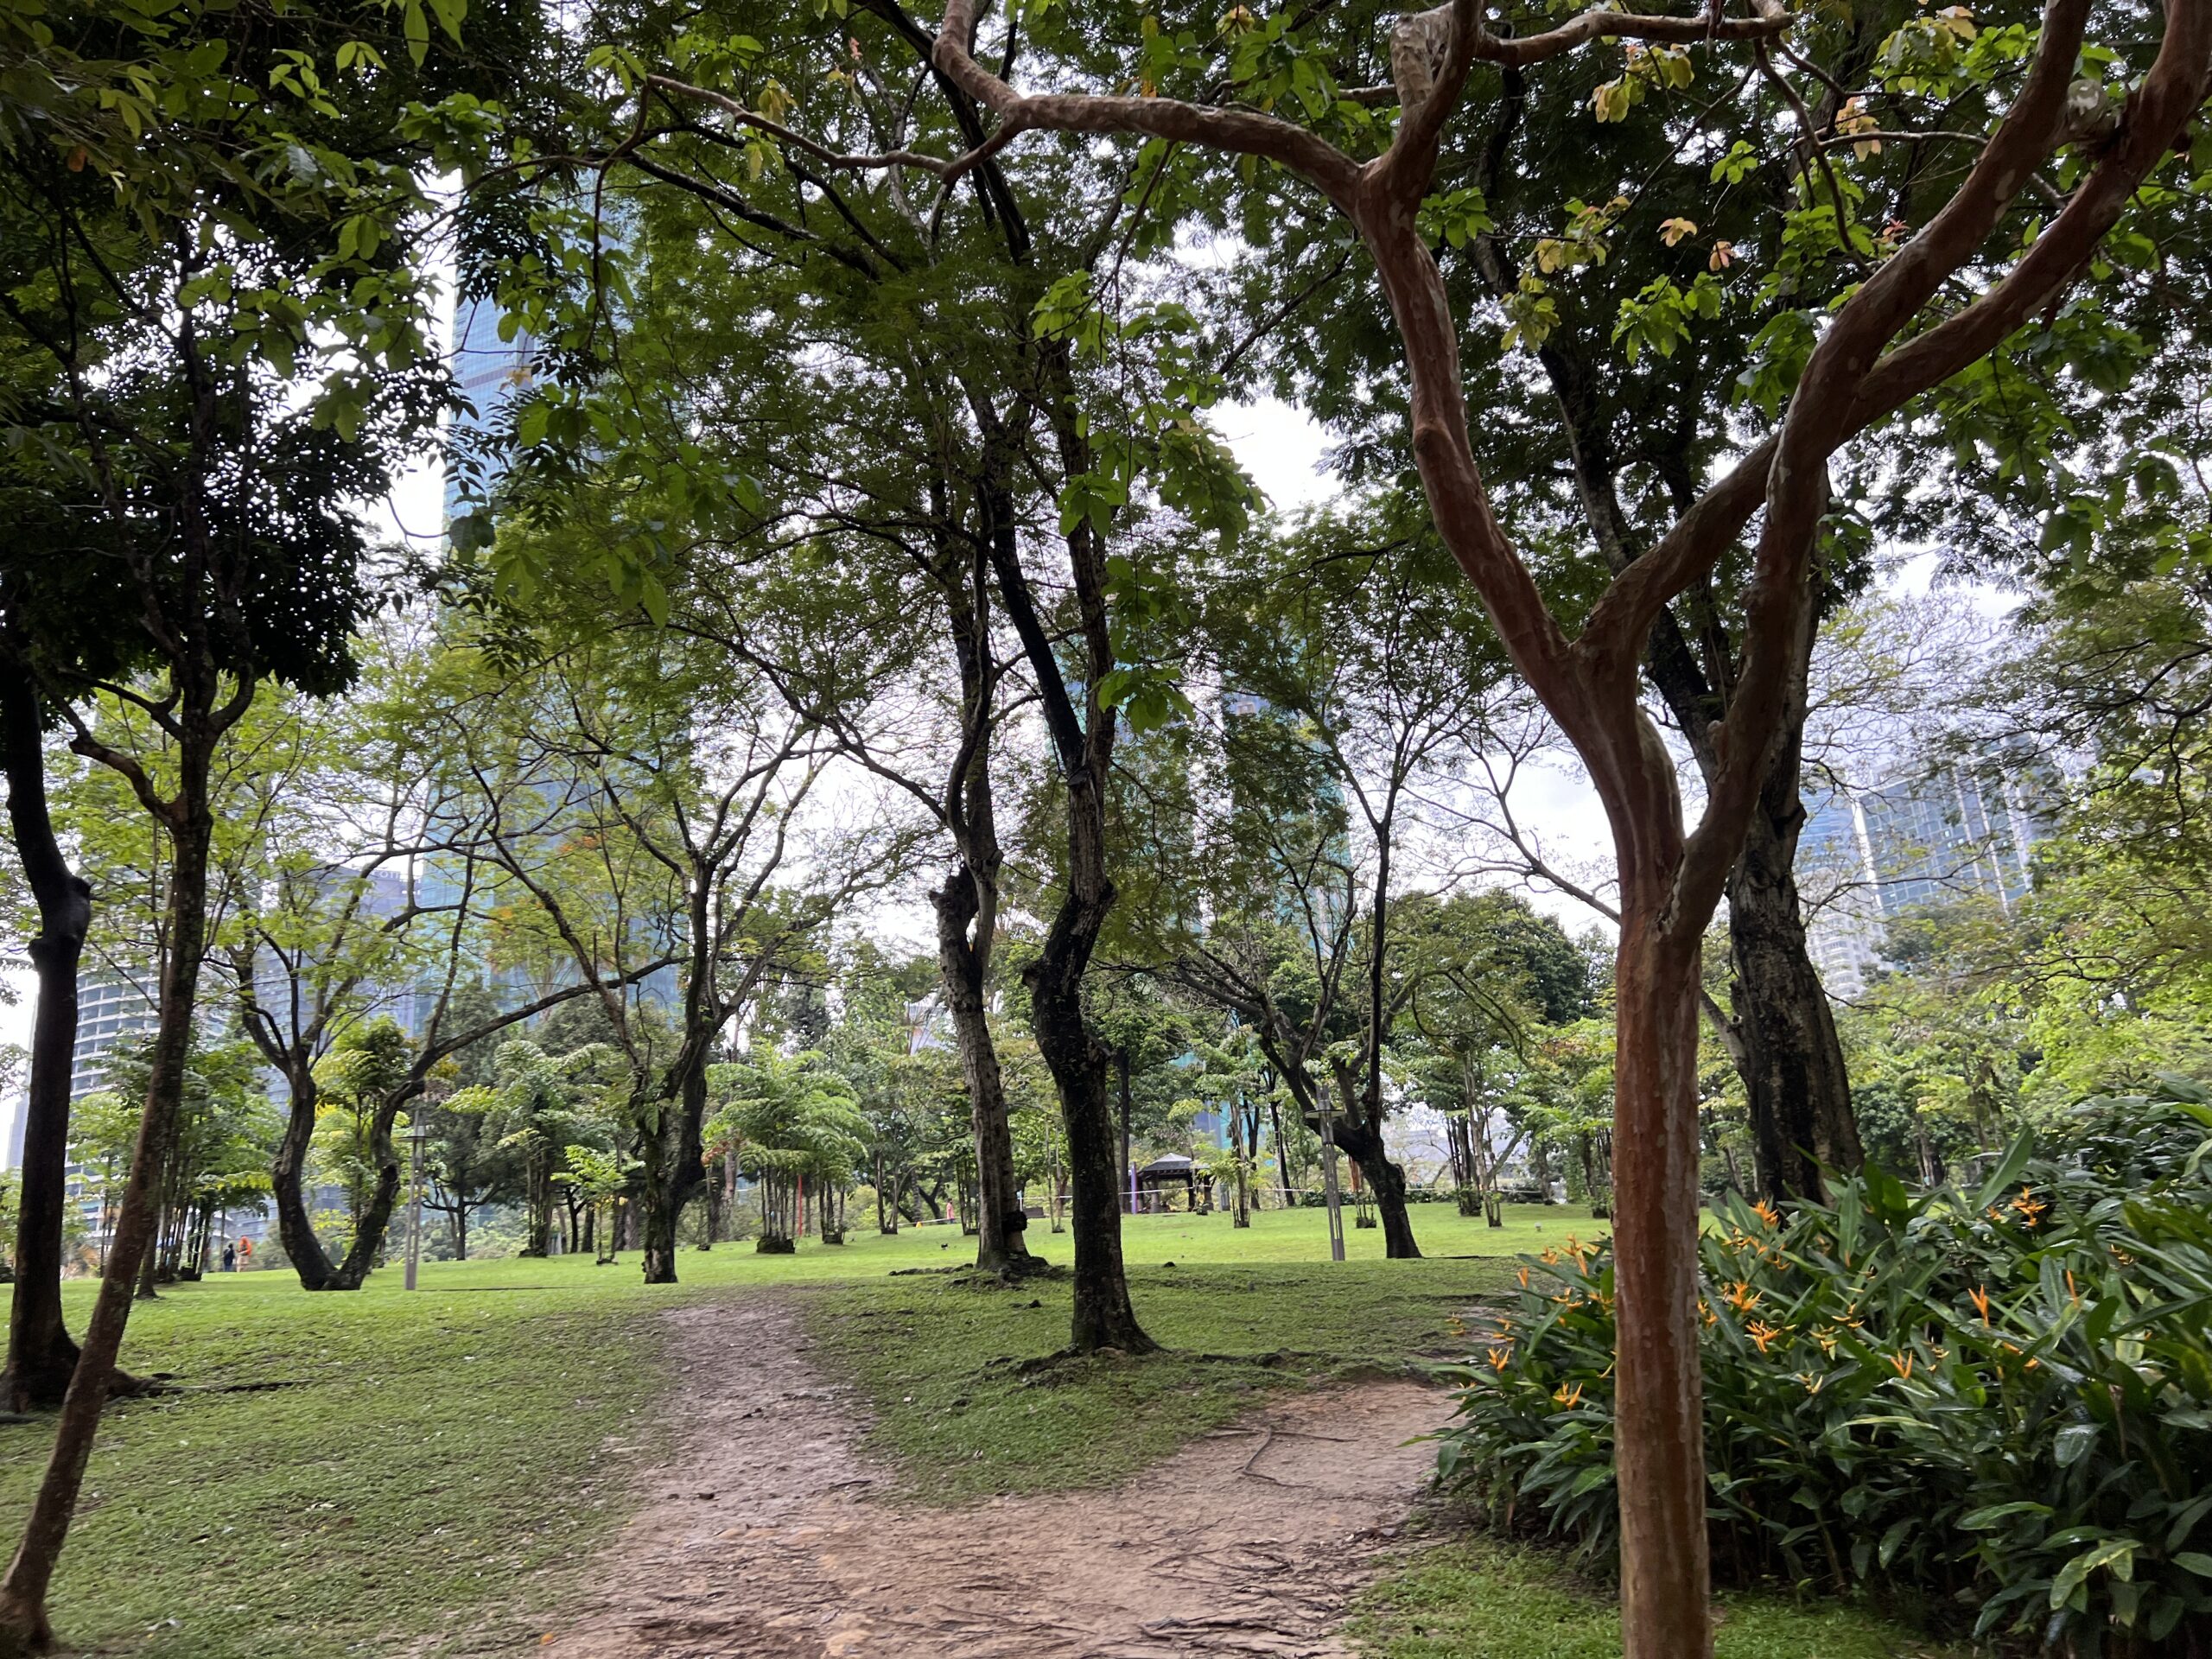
0, 971, 158, 1177
60, 969, 162, 1242
1800, 760, 2050, 998
73, 969, 161, 1098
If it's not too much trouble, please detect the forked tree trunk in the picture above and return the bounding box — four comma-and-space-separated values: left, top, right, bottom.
271, 1076, 339, 1291
322, 1099, 412, 1287
0, 654, 91, 1413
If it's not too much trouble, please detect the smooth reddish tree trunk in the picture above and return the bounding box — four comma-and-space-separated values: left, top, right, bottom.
1611, 884, 1713, 1658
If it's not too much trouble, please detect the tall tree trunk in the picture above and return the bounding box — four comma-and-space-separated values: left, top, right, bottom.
0, 652, 91, 1412
1230, 1104, 1250, 1228
639, 1046, 711, 1281
1329, 1063, 1420, 1258
1268, 1097, 1294, 1205
1729, 742, 1864, 1199
936, 871, 1036, 1277
1332, 1118, 1420, 1257
1640, 600, 1861, 1201
0, 793, 217, 1652
1611, 885, 1712, 1659
521, 1152, 551, 1257
132, 1150, 165, 1300
981, 376, 1149, 1357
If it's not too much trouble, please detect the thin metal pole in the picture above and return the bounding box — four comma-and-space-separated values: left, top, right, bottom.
1320, 1111, 1345, 1262
404, 1122, 425, 1292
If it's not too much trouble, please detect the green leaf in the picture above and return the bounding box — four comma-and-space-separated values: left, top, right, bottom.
1974, 1127, 2037, 1212
1861, 1162, 1912, 1224
402, 0, 430, 65
2053, 1421, 2100, 1467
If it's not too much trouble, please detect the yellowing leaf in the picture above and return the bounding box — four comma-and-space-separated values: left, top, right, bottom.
1660, 216, 1698, 247
1708, 239, 1736, 270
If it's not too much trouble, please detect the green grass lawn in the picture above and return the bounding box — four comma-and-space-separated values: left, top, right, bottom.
1351, 1537, 1955, 1658
810, 1255, 1511, 1502
0, 1205, 1517, 1656
0, 1204, 1942, 1658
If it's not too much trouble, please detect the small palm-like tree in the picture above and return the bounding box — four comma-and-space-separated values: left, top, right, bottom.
447, 1040, 620, 1256
708, 1051, 869, 1249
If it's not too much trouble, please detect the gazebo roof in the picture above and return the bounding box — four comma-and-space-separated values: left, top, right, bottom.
1135, 1154, 1197, 1178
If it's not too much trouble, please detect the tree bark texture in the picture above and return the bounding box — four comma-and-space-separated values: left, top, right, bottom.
0, 656, 90, 1412
930, 513, 1038, 1278
1727, 738, 1865, 1199
1611, 884, 1713, 1658
270, 1074, 337, 1290
936, 874, 1034, 1274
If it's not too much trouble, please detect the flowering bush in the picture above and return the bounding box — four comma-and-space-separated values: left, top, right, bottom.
1434, 1077, 2212, 1656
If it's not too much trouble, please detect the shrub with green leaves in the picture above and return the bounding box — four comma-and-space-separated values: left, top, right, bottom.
1434, 1076, 2212, 1656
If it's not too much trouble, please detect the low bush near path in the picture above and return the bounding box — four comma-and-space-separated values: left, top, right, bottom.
1436, 1077, 2212, 1656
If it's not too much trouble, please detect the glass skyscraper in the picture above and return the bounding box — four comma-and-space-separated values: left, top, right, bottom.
1798, 759, 2050, 996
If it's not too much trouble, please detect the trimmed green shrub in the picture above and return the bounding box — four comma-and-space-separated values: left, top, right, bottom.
1434, 1077, 2212, 1656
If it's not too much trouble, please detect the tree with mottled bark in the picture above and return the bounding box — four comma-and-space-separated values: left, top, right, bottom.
831, 2, 2212, 1649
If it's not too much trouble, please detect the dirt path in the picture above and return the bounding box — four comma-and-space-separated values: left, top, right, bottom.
544, 1292, 1445, 1659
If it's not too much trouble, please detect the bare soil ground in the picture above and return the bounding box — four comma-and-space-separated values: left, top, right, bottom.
543, 1292, 1444, 1659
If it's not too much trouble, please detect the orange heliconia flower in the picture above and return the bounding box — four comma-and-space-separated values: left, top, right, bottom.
1724, 1281, 1761, 1313
1888, 1351, 1916, 1380
1751, 1198, 1782, 1229
1487, 1346, 1512, 1373
1969, 1286, 1992, 1322
1746, 1320, 1783, 1354
1553, 1382, 1585, 1409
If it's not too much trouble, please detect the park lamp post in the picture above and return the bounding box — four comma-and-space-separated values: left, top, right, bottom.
404, 1114, 429, 1293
